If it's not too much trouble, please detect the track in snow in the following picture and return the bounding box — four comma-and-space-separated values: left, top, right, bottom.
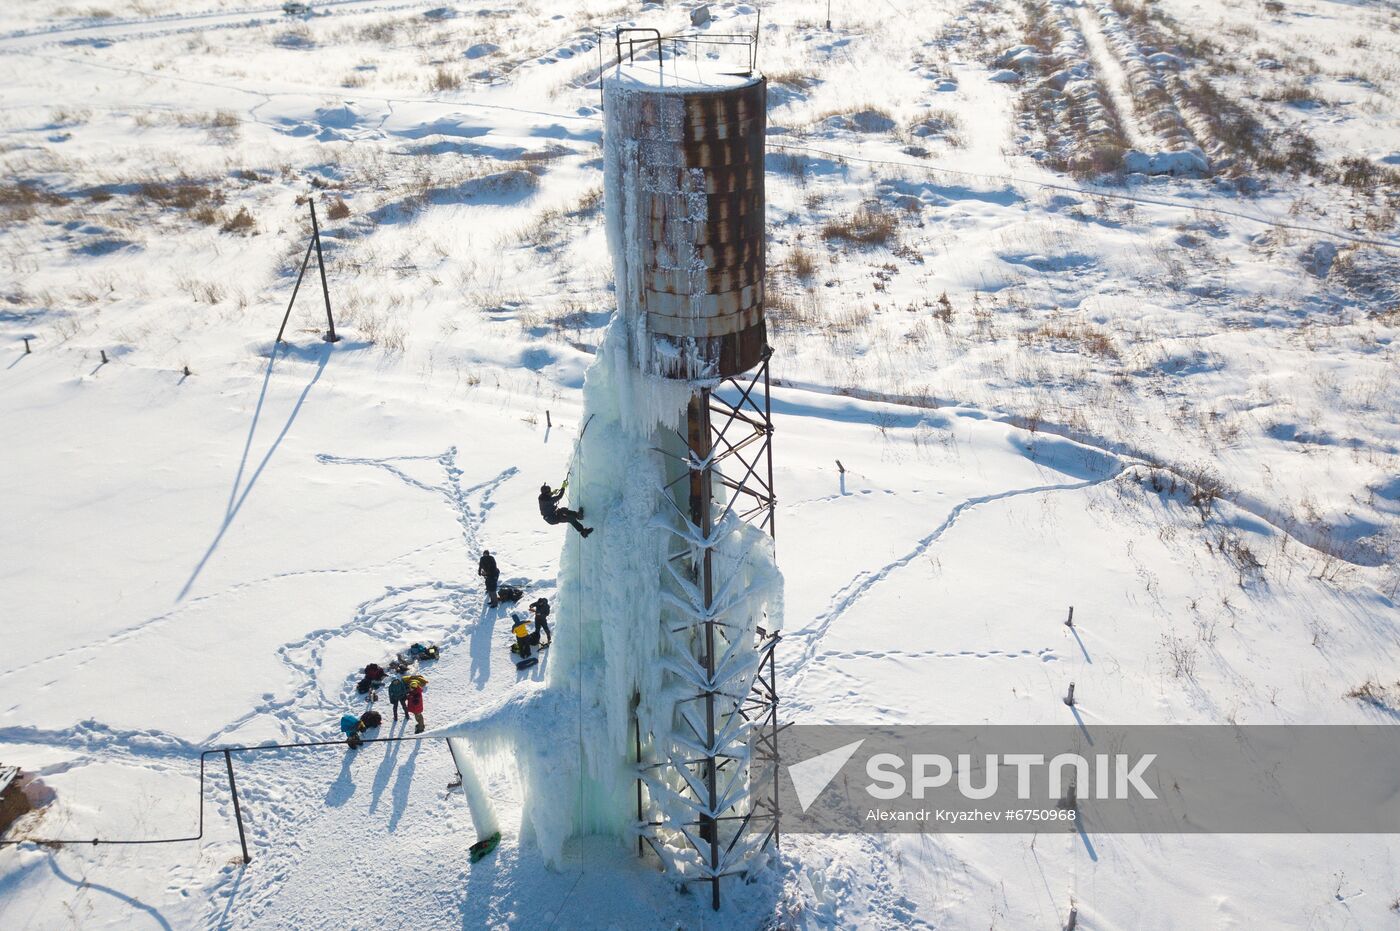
781, 467, 1127, 690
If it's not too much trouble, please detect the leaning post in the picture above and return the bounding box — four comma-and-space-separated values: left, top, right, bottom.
309, 199, 339, 343
223, 749, 250, 863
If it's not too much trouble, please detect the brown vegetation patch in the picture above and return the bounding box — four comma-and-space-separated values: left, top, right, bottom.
821, 206, 898, 247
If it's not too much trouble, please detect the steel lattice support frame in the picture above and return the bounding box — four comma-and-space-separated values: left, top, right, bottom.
635, 349, 782, 911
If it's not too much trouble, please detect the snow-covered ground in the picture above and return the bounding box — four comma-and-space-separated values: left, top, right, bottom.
1, 0, 1398, 927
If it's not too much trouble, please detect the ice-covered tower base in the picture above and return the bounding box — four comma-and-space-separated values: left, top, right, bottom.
550, 320, 782, 892
438, 318, 780, 883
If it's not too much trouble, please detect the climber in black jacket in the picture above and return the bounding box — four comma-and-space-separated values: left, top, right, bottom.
538, 482, 592, 538
478, 549, 500, 607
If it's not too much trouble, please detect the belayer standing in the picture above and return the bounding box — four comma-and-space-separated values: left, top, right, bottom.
528, 597, 552, 646
406, 678, 426, 734
539, 481, 592, 538
387, 675, 409, 723
478, 549, 500, 608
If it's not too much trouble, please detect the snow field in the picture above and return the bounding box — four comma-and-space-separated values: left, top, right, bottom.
2, 0, 1399, 926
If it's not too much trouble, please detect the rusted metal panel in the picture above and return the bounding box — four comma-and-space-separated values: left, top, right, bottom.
606, 75, 768, 379
649, 322, 768, 380
642, 285, 762, 321
647, 303, 765, 339
643, 255, 762, 296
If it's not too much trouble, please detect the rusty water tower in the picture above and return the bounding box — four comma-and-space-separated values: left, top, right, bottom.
603, 27, 781, 911
604, 42, 767, 380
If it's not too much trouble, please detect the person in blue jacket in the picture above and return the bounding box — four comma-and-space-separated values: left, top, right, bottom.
340, 713, 366, 749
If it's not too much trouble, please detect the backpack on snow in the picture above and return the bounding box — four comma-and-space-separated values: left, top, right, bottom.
360, 709, 383, 729
496, 585, 524, 603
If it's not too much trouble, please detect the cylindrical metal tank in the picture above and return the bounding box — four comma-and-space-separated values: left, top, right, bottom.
603, 66, 767, 381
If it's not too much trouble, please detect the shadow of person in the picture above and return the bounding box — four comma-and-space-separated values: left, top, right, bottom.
469, 603, 498, 689
369, 732, 403, 814
324, 745, 356, 808
387, 740, 422, 833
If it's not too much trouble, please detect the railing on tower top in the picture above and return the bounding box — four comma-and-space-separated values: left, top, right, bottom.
614, 21, 761, 77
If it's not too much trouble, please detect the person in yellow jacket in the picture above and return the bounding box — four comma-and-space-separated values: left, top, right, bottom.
512, 615, 537, 660
512, 610, 548, 660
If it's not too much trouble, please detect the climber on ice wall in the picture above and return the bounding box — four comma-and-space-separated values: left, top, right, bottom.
538, 481, 591, 537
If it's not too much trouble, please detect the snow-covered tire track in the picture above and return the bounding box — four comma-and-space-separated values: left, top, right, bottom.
1087, 0, 1208, 175
998, 0, 1128, 173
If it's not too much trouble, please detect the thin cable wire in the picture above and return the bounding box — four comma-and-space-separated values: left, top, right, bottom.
0, 733, 438, 848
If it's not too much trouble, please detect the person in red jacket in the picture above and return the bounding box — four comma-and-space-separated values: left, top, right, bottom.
406, 682, 426, 734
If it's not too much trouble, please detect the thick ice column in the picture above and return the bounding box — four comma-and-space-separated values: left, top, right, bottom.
447, 738, 499, 839
548, 321, 694, 838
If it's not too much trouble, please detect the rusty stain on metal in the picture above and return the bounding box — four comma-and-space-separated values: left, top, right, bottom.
608, 77, 768, 379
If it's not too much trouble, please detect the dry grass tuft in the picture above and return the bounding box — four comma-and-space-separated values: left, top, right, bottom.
787, 245, 818, 279
220, 206, 255, 234
138, 180, 222, 211
821, 206, 898, 247
1025, 319, 1120, 359
430, 66, 462, 92
0, 183, 66, 223
766, 69, 818, 90
1346, 678, 1400, 711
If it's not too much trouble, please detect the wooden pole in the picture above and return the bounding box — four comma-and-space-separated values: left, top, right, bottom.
309, 199, 338, 343
275, 234, 317, 344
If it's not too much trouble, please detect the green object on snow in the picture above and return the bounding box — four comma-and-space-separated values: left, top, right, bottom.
469, 831, 501, 863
